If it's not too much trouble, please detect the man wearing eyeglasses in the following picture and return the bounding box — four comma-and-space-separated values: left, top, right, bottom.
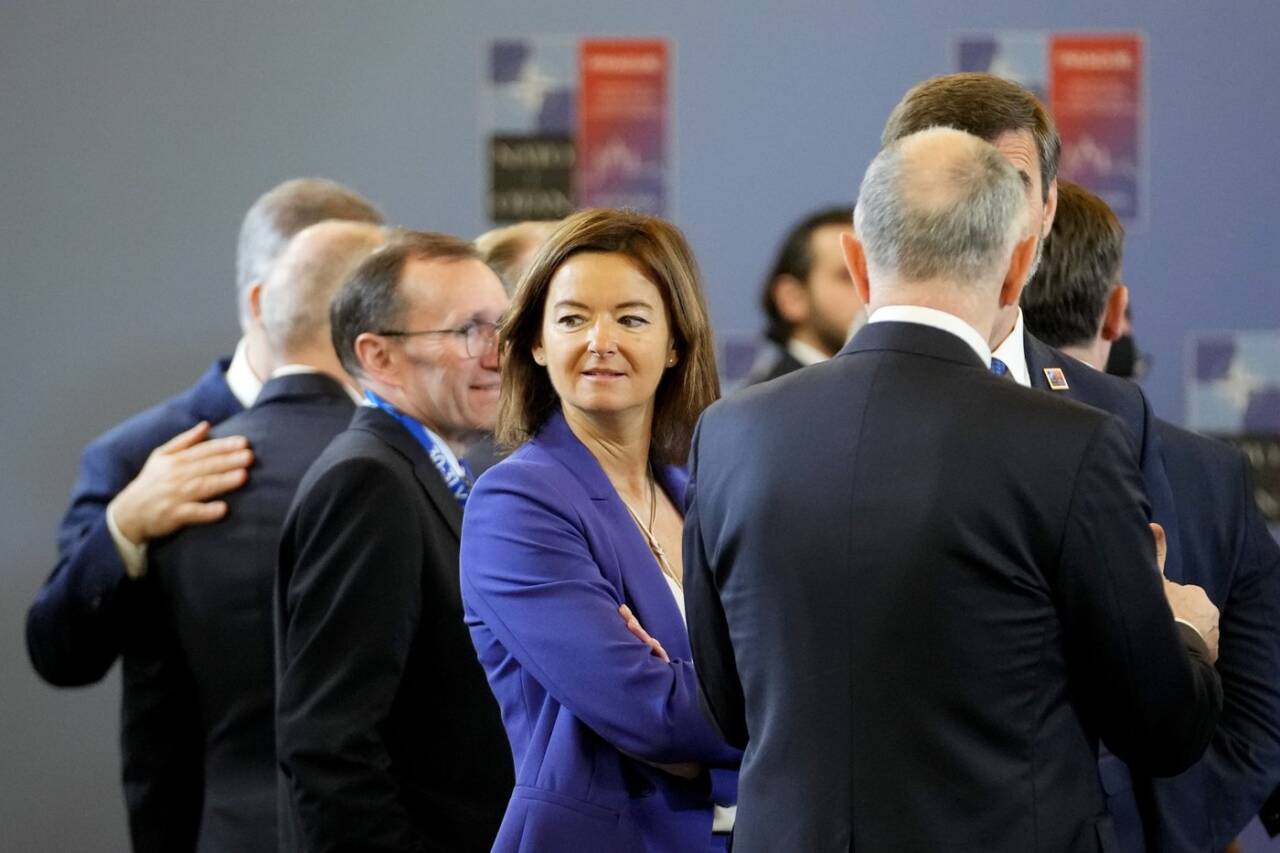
275, 231, 513, 852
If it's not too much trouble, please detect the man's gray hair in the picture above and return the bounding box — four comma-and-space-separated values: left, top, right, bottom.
235, 178, 383, 328
260, 221, 387, 361
855, 127, 1028, 286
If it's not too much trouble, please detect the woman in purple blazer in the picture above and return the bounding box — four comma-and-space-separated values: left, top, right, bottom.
460, 209, 740, 852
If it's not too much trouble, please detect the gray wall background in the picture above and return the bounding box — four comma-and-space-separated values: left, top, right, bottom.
3, 2, 1278, 849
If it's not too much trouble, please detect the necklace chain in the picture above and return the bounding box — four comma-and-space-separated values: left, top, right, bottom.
623, 465, 681, 588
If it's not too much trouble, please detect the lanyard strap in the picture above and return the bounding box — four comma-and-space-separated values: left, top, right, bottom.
364, 390, 471, 507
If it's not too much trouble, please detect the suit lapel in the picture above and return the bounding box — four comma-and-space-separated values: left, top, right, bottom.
351, 407, 464, 541
1023, 330, 1055, 392
533, 413, 693, 658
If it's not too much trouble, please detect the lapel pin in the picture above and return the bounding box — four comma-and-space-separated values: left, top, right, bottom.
1044, 367, 1070, 391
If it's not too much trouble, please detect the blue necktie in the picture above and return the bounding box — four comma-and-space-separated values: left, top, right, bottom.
990, 357, 1011, 377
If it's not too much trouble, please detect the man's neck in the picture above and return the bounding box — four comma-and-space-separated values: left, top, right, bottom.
868, 284, 998, 344
365, 382, 475, 457
561, 403, 652, 497
243, 329, 274, 381
989, 305, 1020, 351
1058, 340, 1107, 371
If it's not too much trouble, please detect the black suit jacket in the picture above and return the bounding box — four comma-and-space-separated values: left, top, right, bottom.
1142, 423, 1280, 852
275, 405, 513, 852
684, 321, 1222, 853
149, 373, 356, 853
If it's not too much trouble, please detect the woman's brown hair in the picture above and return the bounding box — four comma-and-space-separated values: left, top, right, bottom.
496, 208, 720, 465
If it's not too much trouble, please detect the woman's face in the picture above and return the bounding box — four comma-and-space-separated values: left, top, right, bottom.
533, 251, 677, 424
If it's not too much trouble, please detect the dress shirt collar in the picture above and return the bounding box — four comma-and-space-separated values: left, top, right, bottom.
785, 337, 831, 367
224, 337, 264, 408
990, 308, 1032, 387
271, 364, 364, 404
867, 305, 992, 367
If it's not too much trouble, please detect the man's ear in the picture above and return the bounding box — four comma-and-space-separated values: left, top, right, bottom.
999, 233, 1039, 308
353, 332, 396, 386
840, 231, 872, 307
770, 275, 810, 325
1040, 179, 1059, 239
1100, 284, 1129, 342
248, 281, 266, 324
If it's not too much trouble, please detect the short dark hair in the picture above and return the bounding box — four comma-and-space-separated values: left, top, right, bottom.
881, 73, 1060, 201
497, 209, 720, 465
1021, 181, 1124, 348
330, 230, 480, 377
760, 207, 853, 344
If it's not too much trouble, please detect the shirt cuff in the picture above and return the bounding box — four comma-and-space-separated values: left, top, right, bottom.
712, 804, 737, 833
1174, 617, 1205, 643
106, 504, 148, 579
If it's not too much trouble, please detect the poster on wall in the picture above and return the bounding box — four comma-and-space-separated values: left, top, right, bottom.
955, 32, 1144, 223
1186, 330, 1280, 522
484, 37, 670, 223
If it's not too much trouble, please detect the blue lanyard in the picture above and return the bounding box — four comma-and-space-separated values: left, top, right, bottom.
365, 390, 472, 508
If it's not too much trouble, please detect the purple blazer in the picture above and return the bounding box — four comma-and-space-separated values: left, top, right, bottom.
461, 412, 741, 852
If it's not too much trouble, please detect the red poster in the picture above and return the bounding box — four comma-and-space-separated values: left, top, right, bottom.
1049, 34, 1143, 220
578, 39, 669, 215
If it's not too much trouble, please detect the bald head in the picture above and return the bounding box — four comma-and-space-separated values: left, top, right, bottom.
261, 221, 387, 368
855, 127, 1029, 290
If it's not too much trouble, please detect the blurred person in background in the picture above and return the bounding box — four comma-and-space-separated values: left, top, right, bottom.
1021, 180, 1280, 853
148, 221, 386, 853
743, 206, 863, 385
25, 177, 382, 852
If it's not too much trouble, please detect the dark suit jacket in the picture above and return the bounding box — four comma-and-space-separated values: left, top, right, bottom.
1023, 332, 1182, 579
1022, 333, 1197, 851
26, 358, 241, 853
1140, 423, 1280, 852
742, 342, 804, 386
149, 373, 355, 853
275, 405, 513, 852
684, 321, 1223, 853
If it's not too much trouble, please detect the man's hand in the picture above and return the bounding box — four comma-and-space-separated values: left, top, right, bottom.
619, 604, 670, 662
109, 421, 253, 546
1153, 524, 1222, 664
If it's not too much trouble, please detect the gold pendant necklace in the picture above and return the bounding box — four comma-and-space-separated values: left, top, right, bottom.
624, 466, 680, 588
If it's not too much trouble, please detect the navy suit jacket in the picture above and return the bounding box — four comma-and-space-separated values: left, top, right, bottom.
26, 358, 241, 852
460, 411, 741, 853
1024, 331, 1182, 580
685, 322, 1221, 853
149, 373, 355, 853
1141, 422, 1280, 852
276, 405, 512, 853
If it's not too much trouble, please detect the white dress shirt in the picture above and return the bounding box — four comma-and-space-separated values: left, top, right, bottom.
785, 337, 831, 367
867, 304, 993, 366
990, 308, 1032, 388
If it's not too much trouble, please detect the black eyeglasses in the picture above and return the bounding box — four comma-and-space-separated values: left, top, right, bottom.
377, 320, 500, 358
